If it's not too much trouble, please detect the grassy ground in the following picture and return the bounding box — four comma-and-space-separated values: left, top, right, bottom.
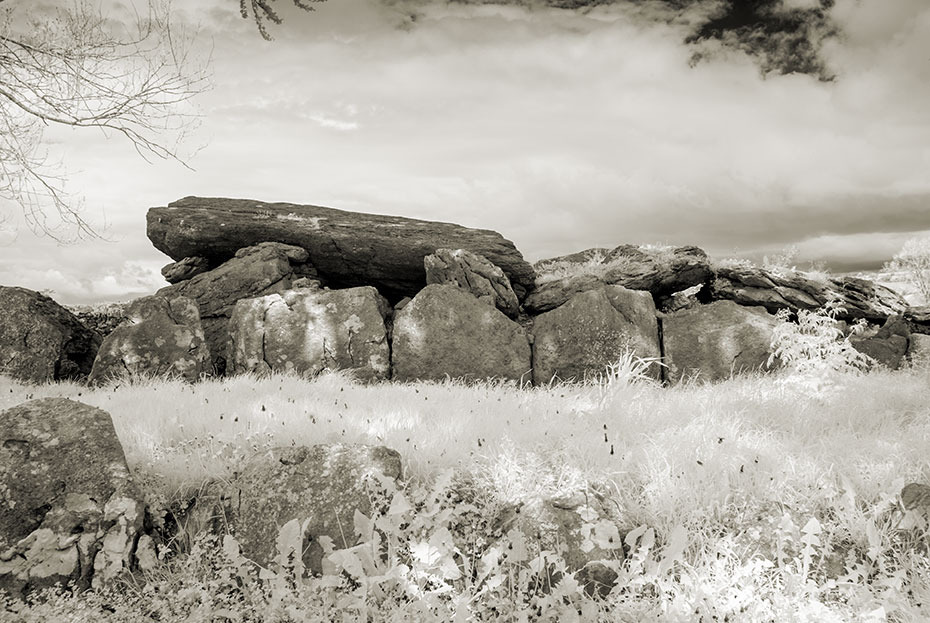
2, 357, 930, 621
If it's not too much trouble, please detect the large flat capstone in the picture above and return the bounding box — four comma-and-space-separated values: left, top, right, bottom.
147, 197, 535, 301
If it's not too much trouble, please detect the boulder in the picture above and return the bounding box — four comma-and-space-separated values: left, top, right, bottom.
525, 245, 713, 313
711, 266, 907, 322
226, 287, 390, 381
161, 256, 210, 284
157, 242, 317, 374
0, 286, 100, 383
531, 286, 661, 385
533, 248, 610, 273
850, 314, 910, 370
147, 197, 535, 301
908, 334, 930, 367
906, 305, 930, 335
0, 399, 145, 596
392, 285, 532, 383
662, 300, 780, 384
88, 295, 210, 385
512, 492, 624, 598
226, 444, 402, 576
424, 248, 520, 318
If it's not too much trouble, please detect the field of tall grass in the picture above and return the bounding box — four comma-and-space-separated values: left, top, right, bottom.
2, 342, 930, 620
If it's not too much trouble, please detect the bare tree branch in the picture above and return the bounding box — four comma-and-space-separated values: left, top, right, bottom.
0, 0, 211, 240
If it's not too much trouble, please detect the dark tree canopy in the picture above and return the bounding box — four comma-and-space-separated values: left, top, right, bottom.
434, 0, 840, 80
239, 0, 328, 40
683, 0, 837, 80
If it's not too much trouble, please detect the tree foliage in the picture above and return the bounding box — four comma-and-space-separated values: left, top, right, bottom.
885, 236, 930, 304
239, 0, 326, 40
0, 0, 209, 239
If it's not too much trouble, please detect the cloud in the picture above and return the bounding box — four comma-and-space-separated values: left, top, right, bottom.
0, 249, 167, 305
1, 0, 929, 303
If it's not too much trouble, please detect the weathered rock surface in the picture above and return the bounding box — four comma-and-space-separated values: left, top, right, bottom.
0, 399, 145, 596
0, 286, 100, 383
227, 287, 390, 381
227, 444, 402, 576
533, 248, 610, 272
161, 256, 210, 284
425, 248, 520, 318
525, 245, 713, 313
392, 285, 532, 383
662, 300, 780, 384
157, 242, 316, 374
66, 302, 129, 339
88, 295, 210, 384
906, 305, 930, 335
851, 314, 910, 370
908, 334, 930, 366
147, 197, 535, 301
711, 266, 907, 322
512, 492, 624, 598
531, 286, 661, 385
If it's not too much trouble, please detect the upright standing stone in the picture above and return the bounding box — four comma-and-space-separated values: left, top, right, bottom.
531, 286, 661, 384
226, 287, 391, 381
662, 301, 779, 384
157, 242, 316, 374
392, 285, 531, 383
88, 295, 210, 384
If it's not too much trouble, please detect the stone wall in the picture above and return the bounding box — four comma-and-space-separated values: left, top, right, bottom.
3, 198, 925, 386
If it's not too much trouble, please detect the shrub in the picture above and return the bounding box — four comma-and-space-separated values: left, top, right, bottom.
769, 300, 872, 396
884, 236, 930, 305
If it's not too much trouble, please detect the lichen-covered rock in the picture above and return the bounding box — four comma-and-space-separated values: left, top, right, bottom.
88, 295, 210, 384
0, 398, 144, 596
157, 242, 317, 374
526, 245, 713, 313
851, 314, 910, 370
531, 286, 661, 385
392, 285, 531, 383
711, 266, 907, 322
226, 287, 390, 381
161, 256, 210, 284
227, 444, 402, 576
425, 248, 520, 318
510, 492, 624, 598
147, 196, 535, 301
662, 300, 780, 384
0, 286, 100, 383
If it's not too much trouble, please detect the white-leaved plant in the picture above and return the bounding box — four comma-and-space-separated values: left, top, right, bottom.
769, 300, 873, 396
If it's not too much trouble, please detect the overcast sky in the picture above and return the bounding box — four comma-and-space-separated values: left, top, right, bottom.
1, 0, 929, 305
